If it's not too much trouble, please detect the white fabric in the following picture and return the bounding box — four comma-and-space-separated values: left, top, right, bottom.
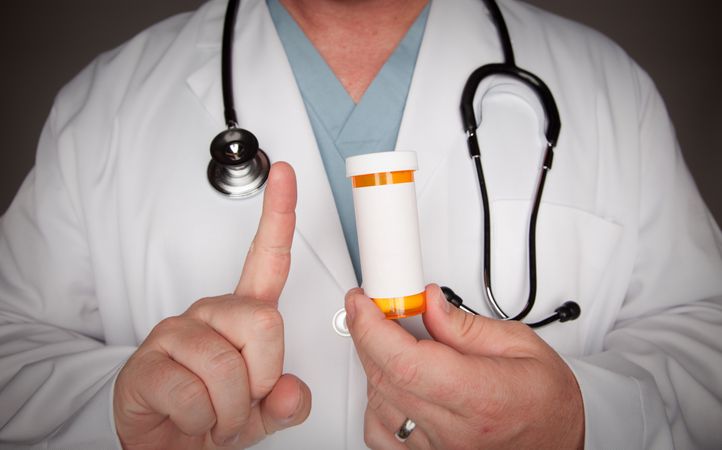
0, 0, 720, 448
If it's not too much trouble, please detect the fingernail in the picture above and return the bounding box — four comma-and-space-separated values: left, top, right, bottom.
436, 287, 451, 313
345, 292, 357, 323
280, 383, 305, 425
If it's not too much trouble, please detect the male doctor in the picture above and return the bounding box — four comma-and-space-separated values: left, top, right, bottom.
1, 0, 721, 449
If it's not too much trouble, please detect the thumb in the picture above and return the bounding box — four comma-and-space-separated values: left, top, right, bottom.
422, 284, 536, 358
235, 161, 297, 304
260, 374, 312, 434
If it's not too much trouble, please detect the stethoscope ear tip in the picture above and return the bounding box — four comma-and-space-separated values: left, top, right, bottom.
441, 286, 463, 308
556, 301, 581, 322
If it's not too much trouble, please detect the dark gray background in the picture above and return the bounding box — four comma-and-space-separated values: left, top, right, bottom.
1, 0, 720, 224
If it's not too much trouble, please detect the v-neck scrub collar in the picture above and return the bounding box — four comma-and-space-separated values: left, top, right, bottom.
267, 0, 430, 283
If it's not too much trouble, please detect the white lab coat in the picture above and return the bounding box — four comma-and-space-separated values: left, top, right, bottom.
1, 0, 721, 448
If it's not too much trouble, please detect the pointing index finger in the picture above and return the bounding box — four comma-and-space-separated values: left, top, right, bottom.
235, 162, 297, 304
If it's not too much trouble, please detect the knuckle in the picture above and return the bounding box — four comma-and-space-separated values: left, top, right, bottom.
169, 377, 209, 411
511, 320, 534, 338
152, 315, 186, 337
250, 306, 284, 337
456, 311, 482, 342
185, 296, 219, 318
222, 410, 252, 435
205, 349, 245, 379
363, 412, 382, 450
251, 237, 292, 255
363, 432, 377, 449
354, 322, 374, 349
363, 430, 374, 449
384, 351, 418, 389
505, 321, 537, 352
254, 378, 279, 399
353, 320, 382, 355
366, 384, 384, 412
135, 351, 170, 379
366, 361, 386, 389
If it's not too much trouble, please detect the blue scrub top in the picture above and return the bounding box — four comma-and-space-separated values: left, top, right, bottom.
267, 0, 430, 283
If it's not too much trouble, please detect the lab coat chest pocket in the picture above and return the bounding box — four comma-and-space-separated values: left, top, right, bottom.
490, 200, 624, 354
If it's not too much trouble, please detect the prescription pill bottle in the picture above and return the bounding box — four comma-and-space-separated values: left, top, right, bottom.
346, 151, 426, 319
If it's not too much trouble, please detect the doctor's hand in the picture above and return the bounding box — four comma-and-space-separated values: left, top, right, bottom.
345, 285, 584, 450
113, 162, 311, 450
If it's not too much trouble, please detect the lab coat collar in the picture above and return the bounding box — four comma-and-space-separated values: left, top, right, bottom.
186, 0, 358, 294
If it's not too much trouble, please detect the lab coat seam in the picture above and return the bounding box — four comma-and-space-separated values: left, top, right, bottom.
344, 338, 353, 450
0, 220, 43, 310
413, 132, 461, 202
106, 361, 126, 450
47, 108, 87, 238
194, 0, 226, 49
34, 107, 106, 338
83, 118, 121, 345
632, 376, 648, 449
633, 68, 654, 244
593, 89, 603, 220
490, 198, 623, 228
183, 54, 223, 127
0, 366, 49, 436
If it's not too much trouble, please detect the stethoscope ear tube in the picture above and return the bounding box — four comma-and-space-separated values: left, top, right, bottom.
454, 0, 579, 328
460, 63, 561, 148
221, 0, 241, 129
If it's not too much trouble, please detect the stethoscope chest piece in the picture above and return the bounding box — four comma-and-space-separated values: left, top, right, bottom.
208, 127, 270, 198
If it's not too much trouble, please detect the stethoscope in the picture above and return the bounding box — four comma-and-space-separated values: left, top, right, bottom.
207, 0, 269, 198
207, 0, 580, 328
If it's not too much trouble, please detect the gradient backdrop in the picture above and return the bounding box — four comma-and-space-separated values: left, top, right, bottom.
1, 0, 720, 225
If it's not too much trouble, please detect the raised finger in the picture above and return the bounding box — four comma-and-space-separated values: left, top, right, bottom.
148, 316, 252, 446
236, 161, 297, 304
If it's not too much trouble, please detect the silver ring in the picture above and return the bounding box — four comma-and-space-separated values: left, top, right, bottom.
394, 418, 416, 442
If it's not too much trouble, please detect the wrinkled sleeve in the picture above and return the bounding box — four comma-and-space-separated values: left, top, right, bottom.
567, 68, 722, 449
0, 67, 135, 448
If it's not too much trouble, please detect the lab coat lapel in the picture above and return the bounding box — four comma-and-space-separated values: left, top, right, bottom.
396, 0, 502, 194
185, 0, 357, 294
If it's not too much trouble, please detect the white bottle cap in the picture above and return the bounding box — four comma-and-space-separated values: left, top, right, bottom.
346, 151, 418, 177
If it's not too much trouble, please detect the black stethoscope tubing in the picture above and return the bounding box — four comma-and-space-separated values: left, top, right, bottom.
221, 0, 241, 130
451, 0, 580, 328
